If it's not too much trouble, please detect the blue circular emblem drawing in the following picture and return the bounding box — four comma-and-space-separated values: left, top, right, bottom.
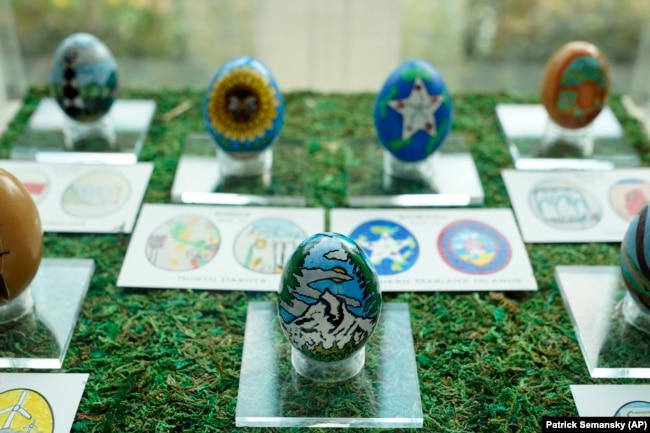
437, 220, 511, 275
350, 219, 419, 275
614, 401, 650, 417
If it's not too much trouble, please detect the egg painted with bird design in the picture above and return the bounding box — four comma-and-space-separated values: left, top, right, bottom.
0, 168, 43, 304
620, 204, 650, 312
278, 232, 382, 363
203, 56, 284, 157
51, 33, 118, 123
541, 41, 610, 129
374, 59, 452, 162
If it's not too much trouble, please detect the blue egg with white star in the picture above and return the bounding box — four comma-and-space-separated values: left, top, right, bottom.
373, 60, 452, 162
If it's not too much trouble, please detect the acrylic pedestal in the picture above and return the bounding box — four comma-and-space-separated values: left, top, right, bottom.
235, 302, 423, 428
171, 134, 306, 206
555, 265, 650, 378
11, 98, 155, 164
0, 258, 94, 369
345, 135, 483, 207
496, 104, 640, 170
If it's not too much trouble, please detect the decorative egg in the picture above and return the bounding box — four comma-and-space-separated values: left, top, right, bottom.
203, 56, 284, 157
278, 232, 382, 363
51, 32, 118, 123
373, 59, 453, 163
620, 204, 650, 312
0, 168, 43, 304
541, 41, 610, 129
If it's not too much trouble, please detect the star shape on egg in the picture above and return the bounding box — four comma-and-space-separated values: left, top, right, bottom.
388, 77, 444, 140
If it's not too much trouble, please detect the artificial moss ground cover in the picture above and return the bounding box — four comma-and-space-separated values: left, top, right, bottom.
1, 88, 648, 433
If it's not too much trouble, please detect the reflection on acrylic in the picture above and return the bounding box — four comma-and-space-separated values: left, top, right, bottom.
609, 179, 650, 222
349, 219, 419, 275
233, 218, 306, 274
437, 220, 511, 275
62, 171, 130, 218
146, 215, 221, 271
0, 389, 53, 433
529, 179, 601, 230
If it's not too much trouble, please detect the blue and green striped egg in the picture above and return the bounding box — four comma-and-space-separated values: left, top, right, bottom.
621, 204, 650, 311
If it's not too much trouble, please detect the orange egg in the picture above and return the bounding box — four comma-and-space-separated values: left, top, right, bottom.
540, 41, 610, 129
0, 168, 43, 303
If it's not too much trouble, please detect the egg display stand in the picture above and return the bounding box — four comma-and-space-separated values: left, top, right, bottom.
235, 302, 423, 428
0, 258, 94, 369
496, 104, 640, 170
171, 134, 306, 206
555, 265, 650, 378
11, 98, 156, 164
345, 134, 483, 207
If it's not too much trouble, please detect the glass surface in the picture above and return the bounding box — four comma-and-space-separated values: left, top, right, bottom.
345, 134, 481, 206
555, 265, 650, 378
497, 104, 640, 170
236, 302, 423, 428
11, 98, 155, 164
0, 0, 25, 135
171, 134, 306, 206
0, 258, 94, 369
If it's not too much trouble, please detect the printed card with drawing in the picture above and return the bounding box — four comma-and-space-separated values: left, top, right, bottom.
0, 160, 153, 233
329, 208, 537, 291
118, 204, 325, 291
0, 373, 88, 433
503, 168, 650, 243
571, 385, 650, 417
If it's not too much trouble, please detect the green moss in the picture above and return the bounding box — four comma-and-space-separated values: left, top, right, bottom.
0, 88, 647, 432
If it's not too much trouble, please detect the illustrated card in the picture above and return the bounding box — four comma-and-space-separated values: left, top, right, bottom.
0, 160, 153, 233
571, 385, 650, 417
329, 208, 537, 291
502, 168, 650, 243
117, 204, 325, 291
0, 373, 88, 433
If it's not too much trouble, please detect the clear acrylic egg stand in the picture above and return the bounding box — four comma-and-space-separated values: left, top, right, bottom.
0, 258, 94, 369
12, 98, 155, 164
555, 265, 650, 378
345, 134, 484, 207
235, 302, 423, 428
171, 133, 306, 206
496, 104, 640, 170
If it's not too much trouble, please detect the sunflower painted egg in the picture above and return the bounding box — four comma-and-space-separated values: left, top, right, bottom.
278, 232, 382, 363
203, 56, 284, 157
51, 33, 118, 123
541, 41, 610, 129
620, 204, 650, 313
0, 168, 43, 304
373, 59, 452, 163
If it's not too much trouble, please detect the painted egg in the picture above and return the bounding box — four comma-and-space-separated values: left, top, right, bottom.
541, 41, 610, 129
51, 32, 118, 123
278, 232, 382, 362
0, 168, 43, 304
620, 204, 650, 312
203, 56, 284, 157
373, 59, 453, 162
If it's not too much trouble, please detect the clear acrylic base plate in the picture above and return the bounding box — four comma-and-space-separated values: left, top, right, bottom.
171, 134, 306, 206
236, 302, 423, 428
496, 104, 640, 170
12, 98, 155, 164
555, 265, 650, 378
0, 258, 94, 369
345, 134, 484, 207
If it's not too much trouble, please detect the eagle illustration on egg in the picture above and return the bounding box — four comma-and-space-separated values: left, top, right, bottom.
374, 59, 453, 162
0, 169, 43, 305
203, 56, 284, 157
51, 33, 118, 123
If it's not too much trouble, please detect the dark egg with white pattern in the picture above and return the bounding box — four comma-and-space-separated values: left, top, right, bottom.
51, 33, 118, 123
278, 232, 381, 363
0, 168, 43, 304
373, 60, 453, 162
